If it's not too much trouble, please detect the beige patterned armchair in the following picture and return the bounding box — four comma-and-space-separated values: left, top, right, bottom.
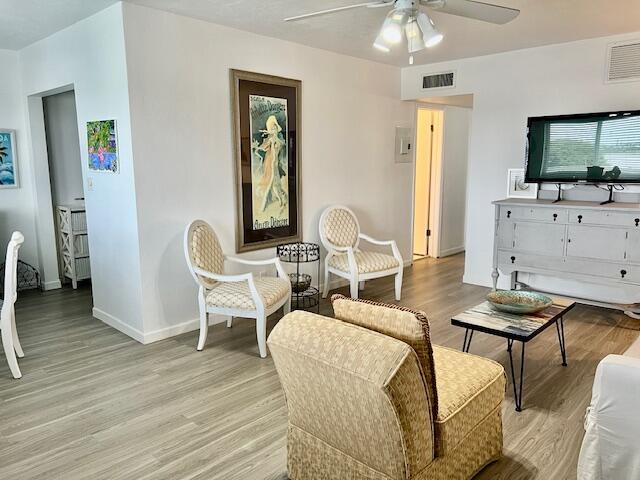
319, 205, 404, 300
184, 220, 291, 357
268, 296, 506, 480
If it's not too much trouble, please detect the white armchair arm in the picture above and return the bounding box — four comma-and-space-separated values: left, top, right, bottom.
359, 233, 403, 264
193, 267, 255, 284
578, 354, 640, 480
225, 255, 287, 279
193, 267, 265, 310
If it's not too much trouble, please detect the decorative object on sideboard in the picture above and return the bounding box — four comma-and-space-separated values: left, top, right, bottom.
231, 70, 301, 253
87, 119, 119, 173
277, 242, 320, 313
507, 168, 538, 199
0, 129, 19, 188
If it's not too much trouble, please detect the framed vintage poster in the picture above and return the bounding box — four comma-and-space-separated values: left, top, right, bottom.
87, 119, 119, 173
0, 129, 19, 189
507, 168, 538, 199
231, 70, 301, 252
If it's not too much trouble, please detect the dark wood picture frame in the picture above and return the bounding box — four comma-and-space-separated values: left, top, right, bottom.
231, 69, 302, 253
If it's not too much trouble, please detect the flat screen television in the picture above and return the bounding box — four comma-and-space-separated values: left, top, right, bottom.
525, 110, 640, 184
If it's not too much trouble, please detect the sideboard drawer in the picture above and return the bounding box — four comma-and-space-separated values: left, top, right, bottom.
513, 222, 566, 256
500, 206, 567, 223
563, 258, 640, 283
568, 209, 640, 228
497, 250, 563, 272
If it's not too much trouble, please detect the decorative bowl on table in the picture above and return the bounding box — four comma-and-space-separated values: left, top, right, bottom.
289, 273, 312, 294
486, 290, 553, 314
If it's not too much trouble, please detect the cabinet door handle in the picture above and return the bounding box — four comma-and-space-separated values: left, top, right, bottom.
510, 256, 516, 264
635, 218, 639, 227
507, 210, 512, 219
553, 213, 558, 222
621, 269, 627, 279
577, 215, 583, 223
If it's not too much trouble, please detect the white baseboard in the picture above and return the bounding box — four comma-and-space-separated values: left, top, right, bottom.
439, 246, 465, 258
143, 317, 201, 344
92, 307, 145, 343
42, 279, 62, 291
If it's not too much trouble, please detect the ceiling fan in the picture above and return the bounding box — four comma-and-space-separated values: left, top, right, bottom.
284, 0, 520, 64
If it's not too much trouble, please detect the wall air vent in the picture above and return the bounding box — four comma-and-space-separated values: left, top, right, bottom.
606, 40, 640, 83
422, 71, 455, 90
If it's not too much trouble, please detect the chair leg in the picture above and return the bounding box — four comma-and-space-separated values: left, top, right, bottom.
197, 310, 208, 351
322, 267, 330, 298
1, 322, 22, 379
256, 313, 267, 358
11, 310, 23, 358
350, 277, 359, 299
395, 269, 403, 301
226, 316, 233, 328
283, 298, 291, 315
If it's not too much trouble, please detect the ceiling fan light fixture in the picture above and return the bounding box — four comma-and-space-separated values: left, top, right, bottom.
405, 18, 425, 53
373, 33, 391, 52
416, 12, 443, 48
380, 10, 406, 44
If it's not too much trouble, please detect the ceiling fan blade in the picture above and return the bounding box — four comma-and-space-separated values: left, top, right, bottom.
423, 0, 519, 24
284, 2, 390, 22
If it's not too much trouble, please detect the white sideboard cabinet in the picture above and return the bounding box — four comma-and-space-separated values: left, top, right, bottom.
492, 198, 640, 314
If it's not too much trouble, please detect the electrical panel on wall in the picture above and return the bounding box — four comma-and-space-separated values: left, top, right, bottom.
395, 127, 413, 164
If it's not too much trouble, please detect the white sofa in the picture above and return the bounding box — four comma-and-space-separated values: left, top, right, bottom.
577, 336, 640, 480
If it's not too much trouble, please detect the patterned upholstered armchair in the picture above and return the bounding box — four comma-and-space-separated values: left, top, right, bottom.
268, 296, 506, 480
184, 220, 291, 357
319, 205, 403, 300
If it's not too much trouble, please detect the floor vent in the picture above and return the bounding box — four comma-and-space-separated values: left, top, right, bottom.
422, 71, 455, 90
607, 40, 640, 83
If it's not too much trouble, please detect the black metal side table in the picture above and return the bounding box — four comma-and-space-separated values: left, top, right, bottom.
276, 242, 321, 313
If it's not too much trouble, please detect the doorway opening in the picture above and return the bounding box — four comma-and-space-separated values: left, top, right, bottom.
42, 90, 90, 290
412, 107, 444, 261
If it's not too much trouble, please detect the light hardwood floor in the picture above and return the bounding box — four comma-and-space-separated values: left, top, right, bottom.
0, 254, 638, 480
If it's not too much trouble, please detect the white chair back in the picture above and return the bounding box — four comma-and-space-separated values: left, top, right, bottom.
184, 220, 224, 290
319, 205, 361, 252
2, 232, 24, 317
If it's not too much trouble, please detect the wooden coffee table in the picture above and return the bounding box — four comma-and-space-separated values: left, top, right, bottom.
451, 297, 575, 411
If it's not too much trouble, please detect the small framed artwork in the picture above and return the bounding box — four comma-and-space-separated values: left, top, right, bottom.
87, 119, 119, 173
231, 69, 301, 253
507, 168, 538, 198
0, 129, 18, 189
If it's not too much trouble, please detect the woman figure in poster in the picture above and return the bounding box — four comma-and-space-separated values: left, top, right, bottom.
255, 115, 287, 213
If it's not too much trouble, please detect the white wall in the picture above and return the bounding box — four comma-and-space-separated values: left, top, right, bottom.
402, 32, 640, 301
18, 3, 145, 334
122, 3, 414, 339
0, 50, 39, 270
43, 90, 84, 207
440, 105, 470, 257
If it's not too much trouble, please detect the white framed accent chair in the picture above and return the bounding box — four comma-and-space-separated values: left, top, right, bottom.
319, 205, 403, 301
184, 220, 291, 358
1, 232, 25, 379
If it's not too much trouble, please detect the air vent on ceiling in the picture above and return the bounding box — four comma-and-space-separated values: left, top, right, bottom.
606, 40, 640, 83
422, 71, 455, 90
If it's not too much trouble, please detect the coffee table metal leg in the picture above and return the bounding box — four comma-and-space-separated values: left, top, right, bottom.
555, 316, 567, 366
507, 340, 526, 412
462, 329, 474, 353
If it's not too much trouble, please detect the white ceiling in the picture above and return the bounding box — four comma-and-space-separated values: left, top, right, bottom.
0, 0, 119, 50
2, 0, 640, 67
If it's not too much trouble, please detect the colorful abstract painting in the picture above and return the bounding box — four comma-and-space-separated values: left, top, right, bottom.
0, 129, 18, 188
87, 119, 118, 173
